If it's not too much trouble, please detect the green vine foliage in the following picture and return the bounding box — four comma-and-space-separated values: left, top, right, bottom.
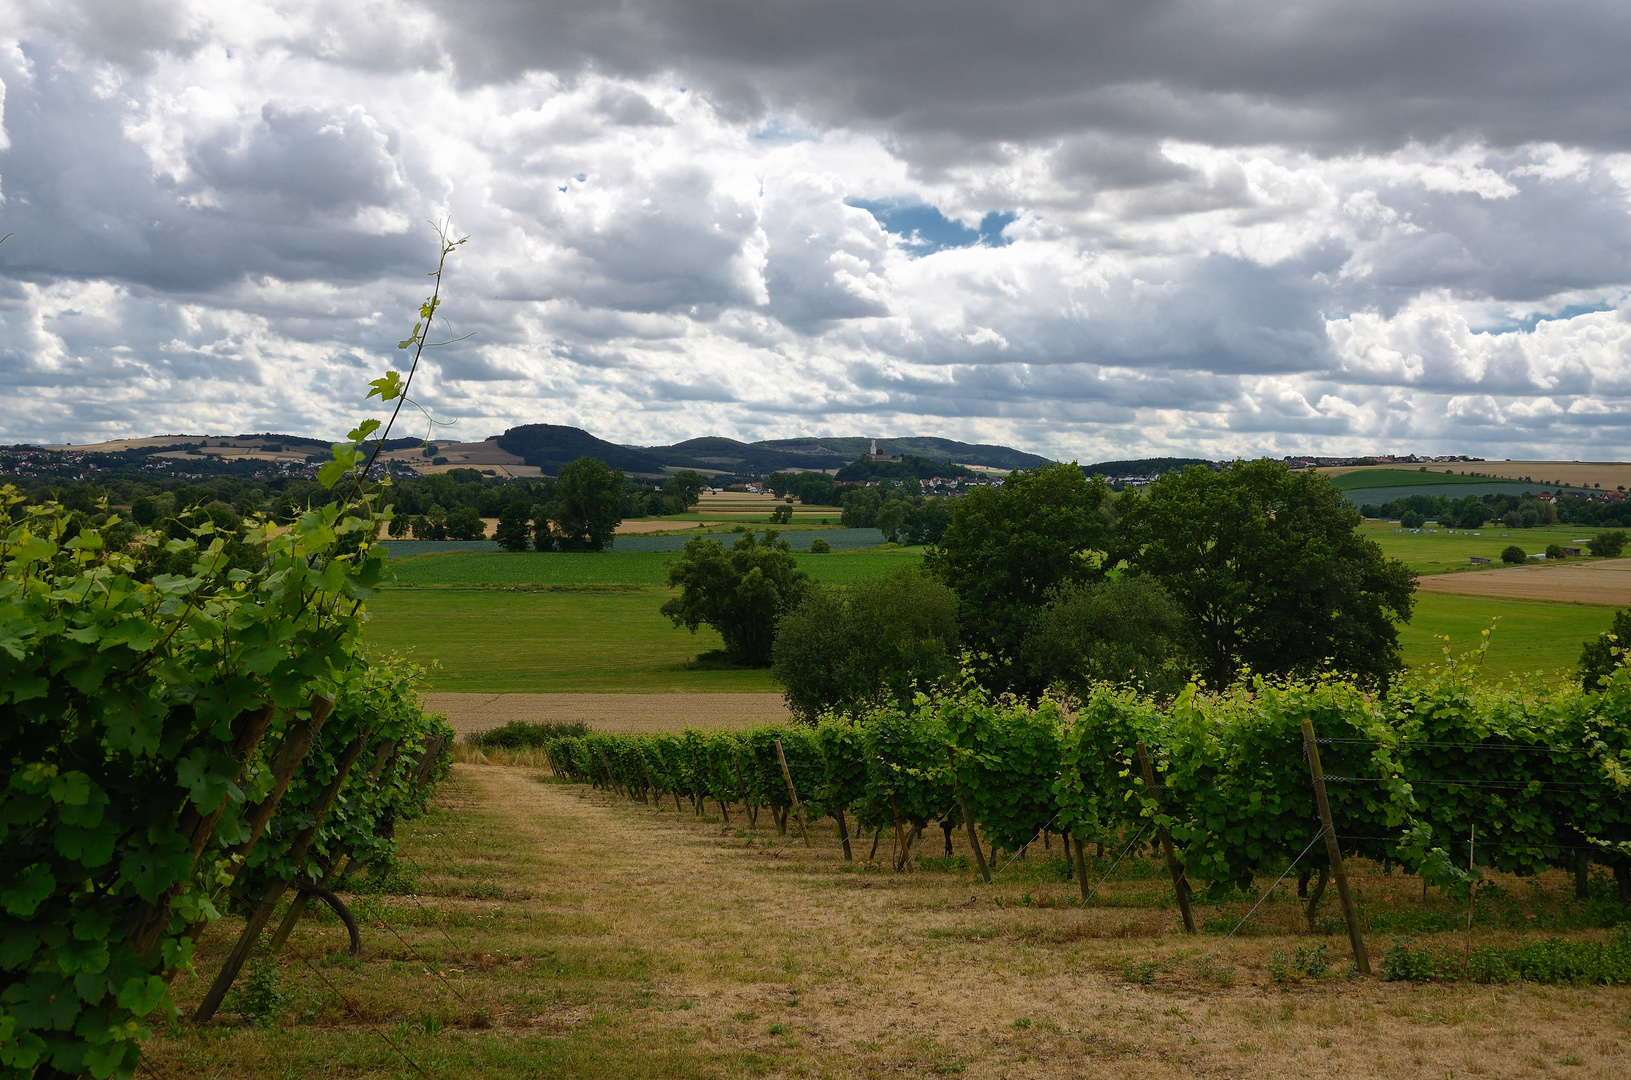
0, 487, 386, 1078
544, 659, 1631, 902
237, 659, 453, 896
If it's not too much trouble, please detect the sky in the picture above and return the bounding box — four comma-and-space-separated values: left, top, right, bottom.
3, 1, 1631, 461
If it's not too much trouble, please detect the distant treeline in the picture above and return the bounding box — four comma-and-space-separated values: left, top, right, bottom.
1362, 490, 1631, 529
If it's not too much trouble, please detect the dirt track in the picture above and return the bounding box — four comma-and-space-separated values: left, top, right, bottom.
1417, 557, 1631, 605
423, 691, 790, 737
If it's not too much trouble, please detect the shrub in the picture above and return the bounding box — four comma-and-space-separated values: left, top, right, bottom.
469, 720, 591, 750
1501, 545, 1527, 564
808, 537, 831, 553
1591, 530, 1628, 558
1546, 544, 1565, 561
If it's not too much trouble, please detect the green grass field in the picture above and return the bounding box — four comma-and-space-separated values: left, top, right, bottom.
1398, 592, 1612, 682
1331, 468, 1508, 491
365, 540, 1621, 693
386, 546, 926, 587
1362, 521, 1607, 576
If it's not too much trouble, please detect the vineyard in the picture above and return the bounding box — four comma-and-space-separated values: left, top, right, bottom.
0, 467, 451, 1077
541, 659, 1631, 981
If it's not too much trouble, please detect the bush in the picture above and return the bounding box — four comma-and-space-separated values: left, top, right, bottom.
1579, 608, 1631, 688
808, 538, 831, 553
1546, 544, 1566, 561
771, 569, 959, 721
469, 720, 591, 749
1022, 576, 1193, 699
1501, 545, 1527, 564
1591, 530, 1628, 558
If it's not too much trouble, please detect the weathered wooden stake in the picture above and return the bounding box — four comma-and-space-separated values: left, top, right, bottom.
1301, 718, 1370, 975
887, 795, 913, 872
1072, 832, 1090, 900
834, 805, 853, 860
774, 740, 811, 847
1136, 740, 1196, 934
945, 747, 991, 884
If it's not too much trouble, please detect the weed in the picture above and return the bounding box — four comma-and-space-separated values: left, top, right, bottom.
224, 957, 283, 1026
1122, 960, 1158, 985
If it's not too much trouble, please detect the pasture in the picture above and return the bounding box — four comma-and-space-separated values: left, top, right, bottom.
150, 765, 1631, 1079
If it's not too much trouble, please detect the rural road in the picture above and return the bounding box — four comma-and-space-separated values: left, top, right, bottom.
423, 691, 791, 737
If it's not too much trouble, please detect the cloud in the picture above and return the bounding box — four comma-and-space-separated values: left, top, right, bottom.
1, 0, 1631, 462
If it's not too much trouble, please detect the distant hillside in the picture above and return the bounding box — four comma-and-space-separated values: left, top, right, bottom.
755, 437, 1047, 471
1083, 457, 1212, 476
494, 425, 668, 475
639, 437, 851, 474
836, 455, 978, 482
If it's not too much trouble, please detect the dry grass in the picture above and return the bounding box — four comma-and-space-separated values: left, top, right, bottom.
425, 692, 790, 739
1417, 558, 1631, 605
153, 764, 1631, 1079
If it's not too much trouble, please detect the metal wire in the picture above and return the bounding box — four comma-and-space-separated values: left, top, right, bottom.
286, 945, 433, 1078
1077, 821, 1152, 909
1203, 828, 1329, 963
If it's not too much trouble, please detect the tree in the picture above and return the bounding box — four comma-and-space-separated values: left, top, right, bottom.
1022, 576, 1193, 700
771, 569, 960, 721
1501, 544, 1527, 564
924, 462, 1111, 685
1400, 510, 1425, 528
661, 470, 706, 511
1590, 530, 1628, 558
495, 501, 533, 551
1111, 461, 1416, 689
1579, 608, 1631, 688
661, 530, 810, 666
547, 456, 625, 551
445, 504, 485, 541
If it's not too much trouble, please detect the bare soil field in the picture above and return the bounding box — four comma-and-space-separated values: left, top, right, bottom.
425, 691, 790, 738
1416, 557, 1631, 605
155, 765, 1631, 1079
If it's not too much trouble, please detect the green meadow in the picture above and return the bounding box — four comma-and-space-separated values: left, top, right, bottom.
364, 540, 1622, 692
1360, 521, 1607, 576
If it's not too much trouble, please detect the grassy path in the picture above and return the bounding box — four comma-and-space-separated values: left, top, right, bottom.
155, 766, 1629, 1078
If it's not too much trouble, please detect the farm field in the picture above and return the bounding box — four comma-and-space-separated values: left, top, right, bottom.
151, 764, 1631, 1079
1397, 593, 1613, 681
367, 544, 1622, 693
1418, 559, 1631, 606
1362, 521, 1609, 576
425, 691, 788, 738
363, 589, 778, 693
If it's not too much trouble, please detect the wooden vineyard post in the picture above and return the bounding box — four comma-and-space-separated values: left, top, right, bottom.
1301, 718, 1370, 975
945, 747, 991, 883
834, 805, 854, 860
1071, 832, 1090, 900
774, 740, 811, 847
1136, 740, 1196, 934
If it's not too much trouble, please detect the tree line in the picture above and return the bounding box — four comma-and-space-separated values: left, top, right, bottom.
661, 460, 1416, 720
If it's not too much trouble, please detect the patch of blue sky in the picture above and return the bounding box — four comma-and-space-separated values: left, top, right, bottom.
847, 199, 1017, 255
751, 118, 820, 144
1470, 301, 1615, 335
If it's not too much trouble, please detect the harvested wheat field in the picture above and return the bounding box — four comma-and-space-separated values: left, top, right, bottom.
1417, 558, 1631, 605
155, 764, 1630, 1079
425, 691, 790, 738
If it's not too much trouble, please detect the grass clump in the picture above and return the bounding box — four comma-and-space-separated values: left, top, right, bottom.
1381, 935, 1631, 984
468, 719, 591, 750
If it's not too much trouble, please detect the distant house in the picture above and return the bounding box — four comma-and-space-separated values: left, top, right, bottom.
1562, 546, 1582, 556
1469, 556, 1491, 565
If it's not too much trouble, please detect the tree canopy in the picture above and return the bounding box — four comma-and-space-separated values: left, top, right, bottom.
771, 568, 960, 721
1110, 461, 1416, 688
547, 456, 625, 551
923, 462, 1111, 684
661, 530, 810, 666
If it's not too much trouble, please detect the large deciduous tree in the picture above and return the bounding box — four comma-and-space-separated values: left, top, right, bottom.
1110, 461, 1416, 689
662, 530, 810, 666
923, 462, 1110, 685
547, 456, 625, 551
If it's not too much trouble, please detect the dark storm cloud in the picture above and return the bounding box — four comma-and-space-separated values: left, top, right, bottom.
428, 0, 1631, 152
